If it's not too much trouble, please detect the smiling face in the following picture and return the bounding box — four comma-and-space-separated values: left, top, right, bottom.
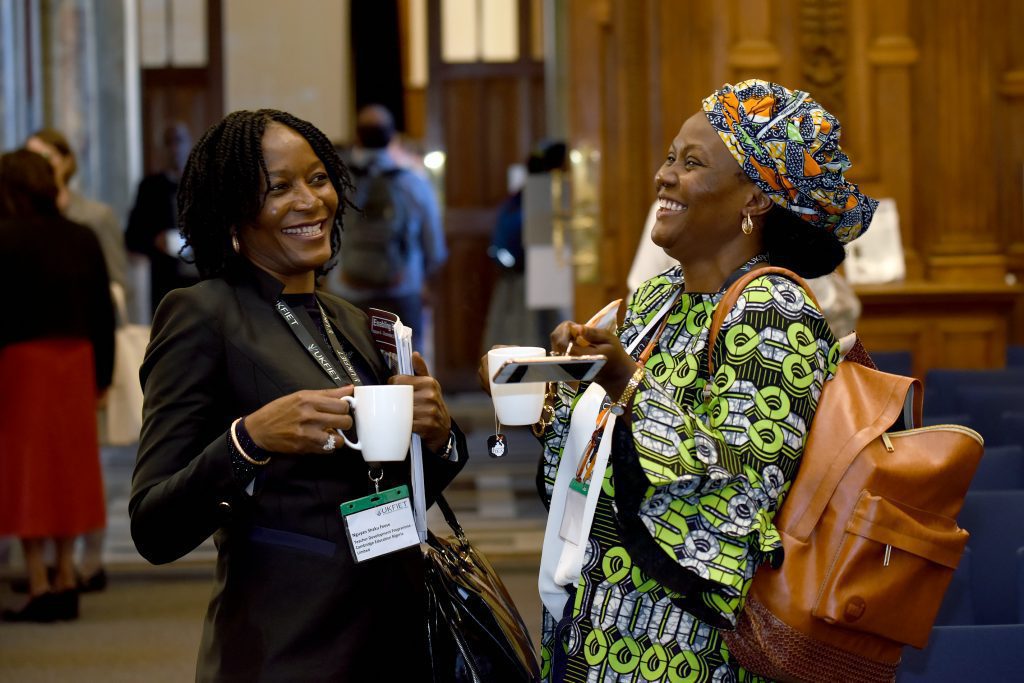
238, 122, 339, 292
651, 111, 757, 263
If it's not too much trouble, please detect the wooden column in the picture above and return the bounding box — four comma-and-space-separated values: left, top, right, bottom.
567, 0, 662, 319
912, 0, 1004, 283
861, 0, 920, 277
994, 0, 1024, 341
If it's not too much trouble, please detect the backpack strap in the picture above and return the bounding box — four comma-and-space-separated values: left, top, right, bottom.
784, 362, 920, 541
706, 266, 925, 542
708, 265, 817, 377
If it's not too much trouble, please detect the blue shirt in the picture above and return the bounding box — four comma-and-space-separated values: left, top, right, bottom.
330, 148, 447, 301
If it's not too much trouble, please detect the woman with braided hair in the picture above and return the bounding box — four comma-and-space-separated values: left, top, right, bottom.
130, 109, 466, 680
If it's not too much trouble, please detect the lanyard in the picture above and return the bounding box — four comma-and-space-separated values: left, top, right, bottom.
274, 297, 363, 387
574, 290, 680, 484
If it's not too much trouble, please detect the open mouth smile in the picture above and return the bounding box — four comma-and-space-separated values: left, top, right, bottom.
656, 197, 685, 218
281, 221, 325, 237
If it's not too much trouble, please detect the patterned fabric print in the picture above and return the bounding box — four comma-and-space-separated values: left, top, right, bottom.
700, 79, 877, 245
538, 266, 837, 682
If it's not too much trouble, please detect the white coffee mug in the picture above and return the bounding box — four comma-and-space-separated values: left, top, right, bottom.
488, 346, 547, 426
340, 384, 413, 462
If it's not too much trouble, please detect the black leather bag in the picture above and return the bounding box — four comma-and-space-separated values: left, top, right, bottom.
425, 495, 540, 683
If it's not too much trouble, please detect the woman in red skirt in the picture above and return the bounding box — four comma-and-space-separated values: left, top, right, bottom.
0, 149, 115, 622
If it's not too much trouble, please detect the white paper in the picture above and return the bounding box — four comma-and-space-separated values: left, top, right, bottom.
393, 321, 427, 542
344, 498, 419, 562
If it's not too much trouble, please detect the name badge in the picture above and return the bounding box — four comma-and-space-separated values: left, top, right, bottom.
340, 485, 419, 562
559, 480, 589, 544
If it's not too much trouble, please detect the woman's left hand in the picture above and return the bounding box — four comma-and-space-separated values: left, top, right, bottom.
388, 352, 452, 453
561, 323, 638, 400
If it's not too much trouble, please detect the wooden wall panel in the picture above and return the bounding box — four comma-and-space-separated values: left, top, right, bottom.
860, 0, 920, 275
855, 282, 1019, 377
563, 0, 1024, 370
912, 0, 1004, 282
403, 87, 426, 141
568, 0, 666, 318
993, 0, 1024, 340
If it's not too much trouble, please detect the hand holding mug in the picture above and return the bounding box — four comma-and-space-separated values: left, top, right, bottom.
550, 322, 636, 399
244, 386, 355, 454
388, 352, 452, 453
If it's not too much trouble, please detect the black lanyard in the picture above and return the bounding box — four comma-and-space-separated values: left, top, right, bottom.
274, 297, 363, 387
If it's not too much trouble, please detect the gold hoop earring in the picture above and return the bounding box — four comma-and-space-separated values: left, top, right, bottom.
741, 214, 754, 235
231, 234, 241, 254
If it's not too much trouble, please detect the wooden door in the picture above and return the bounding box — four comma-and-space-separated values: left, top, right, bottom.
426, 0, 546, 390
139, 0, 223, 174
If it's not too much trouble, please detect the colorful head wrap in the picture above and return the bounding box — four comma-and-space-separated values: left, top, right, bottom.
701, 79, 877, 244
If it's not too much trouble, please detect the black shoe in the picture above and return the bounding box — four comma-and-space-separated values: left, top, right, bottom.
9, 566, 57, 594
52, 590, 80, 620
78, 568, 107, 593
1, 590, 79, 623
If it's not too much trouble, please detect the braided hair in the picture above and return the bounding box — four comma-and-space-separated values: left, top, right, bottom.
178, 109, 356, 280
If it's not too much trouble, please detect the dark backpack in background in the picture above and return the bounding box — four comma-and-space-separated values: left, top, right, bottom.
339, 165, 409, 289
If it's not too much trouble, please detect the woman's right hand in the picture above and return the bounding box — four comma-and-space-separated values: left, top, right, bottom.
551, 320, 637, 399
243, 386, 355, 454
477, 344, 515, 395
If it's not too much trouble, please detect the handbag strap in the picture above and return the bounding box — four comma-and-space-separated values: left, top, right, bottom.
434, 494, 469, 546
706, 266, 924, 541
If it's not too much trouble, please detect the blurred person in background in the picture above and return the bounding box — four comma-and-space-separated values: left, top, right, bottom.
27, 128, 132, 320
126, 122, 200, 317
0, 149, 114, 622
329, 104, 446, 351
482, 140, 568, 351
24, 128, 123, 593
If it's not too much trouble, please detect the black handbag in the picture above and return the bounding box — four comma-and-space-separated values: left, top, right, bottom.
425, 495, 540, 683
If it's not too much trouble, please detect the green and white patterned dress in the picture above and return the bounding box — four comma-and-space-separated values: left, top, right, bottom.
538, 264, 838, 682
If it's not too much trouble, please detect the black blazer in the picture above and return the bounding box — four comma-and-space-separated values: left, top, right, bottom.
130, 262, 466, 682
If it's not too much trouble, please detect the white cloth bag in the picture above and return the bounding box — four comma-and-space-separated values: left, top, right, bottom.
538, 295, 675, 617
104, 284, 149, 445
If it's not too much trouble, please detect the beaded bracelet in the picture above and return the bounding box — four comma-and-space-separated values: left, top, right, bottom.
230, 417, 272, 466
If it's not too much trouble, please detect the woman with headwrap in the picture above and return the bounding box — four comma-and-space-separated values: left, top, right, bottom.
484, 80, 877, 681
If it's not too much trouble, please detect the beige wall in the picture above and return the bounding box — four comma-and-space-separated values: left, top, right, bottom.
223, 0, 351, 142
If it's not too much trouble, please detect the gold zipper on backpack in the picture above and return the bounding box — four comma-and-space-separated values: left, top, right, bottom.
875, 424, 982, 568
880, 424, 984, 447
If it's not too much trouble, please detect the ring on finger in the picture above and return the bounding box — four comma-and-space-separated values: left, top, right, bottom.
322, 431, 338, 451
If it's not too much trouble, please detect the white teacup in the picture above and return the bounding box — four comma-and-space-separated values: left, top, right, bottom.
340, 384, 413, 462
488, 346, 547, 426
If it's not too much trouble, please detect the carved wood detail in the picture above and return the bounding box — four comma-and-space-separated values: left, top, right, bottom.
799, 0, 845, 115
561, 0, 1024, 358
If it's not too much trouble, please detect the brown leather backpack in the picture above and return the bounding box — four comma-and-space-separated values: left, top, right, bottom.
714, 267, 984, 682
